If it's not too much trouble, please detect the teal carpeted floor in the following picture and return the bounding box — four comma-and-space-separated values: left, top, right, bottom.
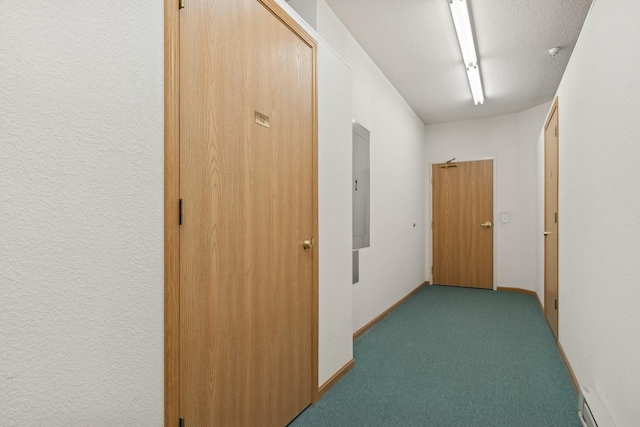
290, 285, 579, 427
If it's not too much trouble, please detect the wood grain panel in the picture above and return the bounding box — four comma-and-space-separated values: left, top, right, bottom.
164, 0, 180, 424
250, 3, 314, 423
178, 0, 315, 425
432, 160, 493, 289
544, 99, 559, 339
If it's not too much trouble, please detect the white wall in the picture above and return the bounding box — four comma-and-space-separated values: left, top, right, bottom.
0, 1, 164, 425
316, 40, 354, 385
425, 102, 551, 294
312, 0, 427, 333
550, 0, 640, 424
517, 104, 553, 299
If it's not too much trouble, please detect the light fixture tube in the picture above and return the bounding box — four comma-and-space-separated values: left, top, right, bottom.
466, 64, 484, 105
449, 0, 484, 105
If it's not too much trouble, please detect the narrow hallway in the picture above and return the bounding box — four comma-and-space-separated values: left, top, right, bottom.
291, 286, 578, 426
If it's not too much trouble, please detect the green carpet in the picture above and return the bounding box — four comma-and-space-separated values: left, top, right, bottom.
290, 285, 579, 427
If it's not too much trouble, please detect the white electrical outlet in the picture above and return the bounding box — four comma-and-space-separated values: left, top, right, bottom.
501, 214, 509, 223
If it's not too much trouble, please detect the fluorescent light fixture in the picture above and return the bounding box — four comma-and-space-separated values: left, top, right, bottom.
466, 64, 484, 105
448, 0, 484, 105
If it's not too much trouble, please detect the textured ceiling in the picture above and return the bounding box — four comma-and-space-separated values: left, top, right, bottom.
324, 0, 593, 124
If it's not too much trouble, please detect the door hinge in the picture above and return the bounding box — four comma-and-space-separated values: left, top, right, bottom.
555, 212, 558, 224
554, 299, 558, 310
179, 417, 185, 427
179, 0, 185, 9
431, 177, 433, 185
179, 198, 184, 226
555, 126, 558, 137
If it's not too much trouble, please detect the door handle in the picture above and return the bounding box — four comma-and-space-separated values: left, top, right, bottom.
480, 222, 493, 228
543, 231, 551, 236
303, 238, 314, 250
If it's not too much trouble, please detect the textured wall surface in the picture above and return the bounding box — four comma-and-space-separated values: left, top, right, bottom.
0, 1, 164, 425
553, 0, 640, 424
316, 41, 354, 385
315, 0, 427, 334
425, 102, 551, 294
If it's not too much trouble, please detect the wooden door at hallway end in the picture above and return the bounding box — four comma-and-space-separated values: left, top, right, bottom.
177, 0, 316, 425
432, 159, 493, 289
544, 100, 559, 339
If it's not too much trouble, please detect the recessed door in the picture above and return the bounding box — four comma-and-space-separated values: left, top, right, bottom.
432, 159, 493, 289
178, 0, 315, 425
544, 101, 559, 339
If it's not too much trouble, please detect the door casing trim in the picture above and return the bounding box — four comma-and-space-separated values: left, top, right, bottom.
164, 0, 179, 424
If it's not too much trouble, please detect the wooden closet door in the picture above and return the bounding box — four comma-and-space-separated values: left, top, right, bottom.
178, 0, 314, 425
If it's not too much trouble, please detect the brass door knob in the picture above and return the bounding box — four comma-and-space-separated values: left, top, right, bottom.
303, 238, 314, 250
480, 221, 493, 228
